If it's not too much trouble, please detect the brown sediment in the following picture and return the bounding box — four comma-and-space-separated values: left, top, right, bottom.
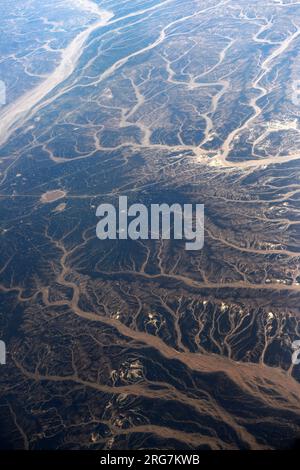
53, 202, 67, 212
40, 190, 66, 203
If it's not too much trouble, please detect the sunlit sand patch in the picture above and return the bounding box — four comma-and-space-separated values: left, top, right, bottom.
207, 154, 225, 167
40, 189, 66, 203
267, 312, 275, 321
103, 87, 113, 99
